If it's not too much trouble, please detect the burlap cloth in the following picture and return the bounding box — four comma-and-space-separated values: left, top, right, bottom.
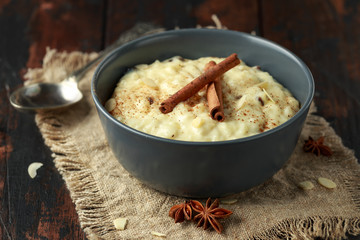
25, 29, 360, 239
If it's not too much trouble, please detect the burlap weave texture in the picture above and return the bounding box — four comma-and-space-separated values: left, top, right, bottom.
25, 41, 360, 239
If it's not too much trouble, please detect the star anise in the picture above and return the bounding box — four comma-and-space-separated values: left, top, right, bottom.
303, 136, 333, 156
169, 200, 192, 223
190, 198, 232, 234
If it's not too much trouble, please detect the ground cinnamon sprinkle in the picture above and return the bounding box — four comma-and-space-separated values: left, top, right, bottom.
159, 53, 240, 114
205, 61, 225, 121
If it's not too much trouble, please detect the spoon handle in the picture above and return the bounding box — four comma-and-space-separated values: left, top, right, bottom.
68, 23, 164, 83
68, 49, 109, 82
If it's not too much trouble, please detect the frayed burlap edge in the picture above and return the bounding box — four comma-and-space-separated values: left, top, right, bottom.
32, 76, 360, 240
35, 114, 117, 239
250, 108, 360, 240
24, 23, 360, 239
253, 217, 360, 240
24, 47, 119, 239
34, 99, 360, 240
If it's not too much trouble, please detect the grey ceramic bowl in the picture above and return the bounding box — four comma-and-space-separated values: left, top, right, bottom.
91, 29, 314, 198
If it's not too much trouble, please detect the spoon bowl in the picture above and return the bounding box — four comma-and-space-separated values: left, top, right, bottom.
10, 79, 83, 111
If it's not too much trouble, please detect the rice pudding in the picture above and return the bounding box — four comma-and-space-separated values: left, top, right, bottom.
105, 56, 300, 141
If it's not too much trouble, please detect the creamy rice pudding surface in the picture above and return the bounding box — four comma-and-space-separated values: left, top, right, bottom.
105, 56, 300, 141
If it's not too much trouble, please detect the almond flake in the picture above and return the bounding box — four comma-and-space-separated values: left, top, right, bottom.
113, 217, 128, 230
150, 231, 166, 237
262, 88, 275, 103
28, 162, 43, 178
318, 177, 337, 189
298, 181, 314, 190
211, 14, 223, 29
255, 81, 269, 88
105, 98, 116, 112
236, 95, 247, 110
192, 117, 204, 128
141, 77, 158, 89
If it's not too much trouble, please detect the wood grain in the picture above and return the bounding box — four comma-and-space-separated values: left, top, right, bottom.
193, 0, 259, 32
27, 0, 105, 68
1, 0, 102, 239
260, 0, 360, 159
0, 0, 359, 239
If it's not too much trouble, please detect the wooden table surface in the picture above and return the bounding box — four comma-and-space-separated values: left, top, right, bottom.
1, 0, 359, 239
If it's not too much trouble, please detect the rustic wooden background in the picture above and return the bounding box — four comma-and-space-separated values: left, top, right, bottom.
1, 0, 359, 239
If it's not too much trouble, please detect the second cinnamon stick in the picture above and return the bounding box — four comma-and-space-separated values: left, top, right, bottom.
205, 61, 225, 122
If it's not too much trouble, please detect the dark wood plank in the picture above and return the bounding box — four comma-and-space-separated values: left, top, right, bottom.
0, 1, 259, 238
26, 0, 106, 68
3, 113, 87, 240
105, 0, 198, 45
1, 0, 359, 239
260, 0, 360, 159
0, 0, 105, 239
192, 0, 259, 32
105, 0, 259, 44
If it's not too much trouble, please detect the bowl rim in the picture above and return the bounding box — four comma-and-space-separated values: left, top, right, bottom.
91, 28, 315, 146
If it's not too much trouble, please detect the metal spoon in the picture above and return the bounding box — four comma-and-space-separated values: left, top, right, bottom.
9, 57, 98, 112
9, 23, 163, 112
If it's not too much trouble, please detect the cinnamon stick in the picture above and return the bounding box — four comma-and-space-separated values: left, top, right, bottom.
205, 61, 225, 122
159, 53, 240, 114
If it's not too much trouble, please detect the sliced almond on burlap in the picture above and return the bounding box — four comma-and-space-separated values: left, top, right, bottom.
318, 177, 337, 189
151, 231, 166, 237
298, 180, 315, 190
113, 217, 128, 230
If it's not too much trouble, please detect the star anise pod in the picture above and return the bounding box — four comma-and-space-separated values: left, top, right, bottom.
190, 198, 232, 234
303, 136, 333, 156
169, 200, 192, 223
